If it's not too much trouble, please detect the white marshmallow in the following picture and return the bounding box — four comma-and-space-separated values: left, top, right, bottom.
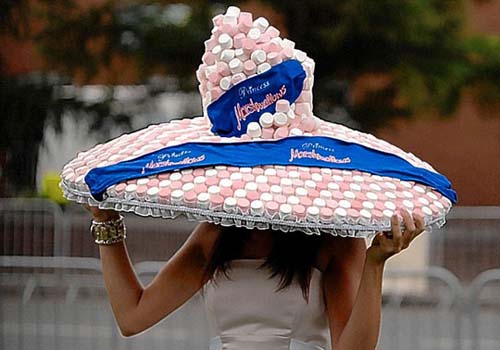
247, 122, 262, 138
211, 45, 222, 56
219, 76, 233, 91
248, 27, 261, 40
220, 49, 235, 62
218, 34, 233, 49
222, 15, 238, 25
229, 58, 244, 74
294, 49, 307, 62
235, 48, 248, 60
257, 62, 271, 73
226, 6, 241, 17
282, 38, 296, 49
204, 64, 217, 79
259, 112, 274, 128
251, 50, 267, 64
253, 17, 269, 32
273, 112, 288, 127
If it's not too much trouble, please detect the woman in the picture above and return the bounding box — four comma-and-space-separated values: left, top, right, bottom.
85, 204, 425, 350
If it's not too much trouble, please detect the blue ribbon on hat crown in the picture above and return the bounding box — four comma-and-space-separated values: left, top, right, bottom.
207, 59, 306, 137
84, 135, 458, 204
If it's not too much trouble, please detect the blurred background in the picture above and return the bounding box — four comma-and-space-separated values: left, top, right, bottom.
1, 1, 500, 349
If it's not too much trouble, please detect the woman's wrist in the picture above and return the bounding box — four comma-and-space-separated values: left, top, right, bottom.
92, 210, 121, 223
365, 249, 387, 269
90, 213, 126, 245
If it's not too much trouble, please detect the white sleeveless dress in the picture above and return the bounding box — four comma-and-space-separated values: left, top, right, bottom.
202, 259, 331, 350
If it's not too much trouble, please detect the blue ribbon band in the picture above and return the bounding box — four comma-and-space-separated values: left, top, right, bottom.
207, 59, 306, 137
85, 135, 457, 204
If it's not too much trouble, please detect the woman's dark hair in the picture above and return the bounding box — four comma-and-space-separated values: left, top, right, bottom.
202, 225, 322, 301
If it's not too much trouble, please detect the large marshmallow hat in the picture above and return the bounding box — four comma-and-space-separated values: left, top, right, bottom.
60, 6, 457, 238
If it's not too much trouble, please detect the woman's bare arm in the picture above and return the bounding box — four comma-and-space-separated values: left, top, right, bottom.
88, 208, 221, 337
324, 208, 425, 350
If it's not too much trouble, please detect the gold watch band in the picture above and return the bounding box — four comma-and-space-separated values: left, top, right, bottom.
90, 214, 126, 245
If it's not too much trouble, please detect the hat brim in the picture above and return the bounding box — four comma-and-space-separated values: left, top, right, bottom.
60, 115, 453, 238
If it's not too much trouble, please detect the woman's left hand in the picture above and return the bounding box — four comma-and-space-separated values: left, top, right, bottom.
366, 208, 426, 265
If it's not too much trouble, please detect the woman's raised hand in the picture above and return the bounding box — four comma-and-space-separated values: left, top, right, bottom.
367, 208, 426, 265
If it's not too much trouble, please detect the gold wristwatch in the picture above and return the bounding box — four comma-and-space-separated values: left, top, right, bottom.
90, 214, 126, 245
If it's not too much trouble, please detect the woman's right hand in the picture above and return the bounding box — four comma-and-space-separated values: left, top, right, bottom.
83, 204, 121, 222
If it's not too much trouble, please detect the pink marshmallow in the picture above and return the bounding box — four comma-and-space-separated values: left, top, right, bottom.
294, 102, 312, 117
232, 73, 247, 85
303, 78, 313, 90
182, 174, 194, 182
296, 91, 313, 103
238, 12, 253, 33
302, 116, 317, 132
158, 188, 172, 204
170, 181, 182, 190
261, 127, 275, 139
247, 191, 260, 202
232, 180, 245, 190
274, 194, 287, 205
221, 23, 238, 36
184, 191, 197, 204
210, 87, 224, 101
265, 201, 279, 216
252, 167, 264, 175
268, 176, 281, 185
194, 184, 208, 194
204, 37, 218, 51
347, 208, 360, 218
202, 52, 217, 66
282, 187, 295, 196
208, 71, 221, 84
216, 61, 231, 76
212, 27, 223, 39
268, 52, 282, 65
242, 173, 254, 182
243, 60, 257, 75
209, 194, 224, 210
217, 170, 230, 178
212, 14, 224, 26
275, 99, 290, 113
274, 126, 289, 139
293, 205, 306, 219
265, 26, 280, 38
258, 183, 270, 193
301, 197, 313, 207
220, 187, 233, 198
264, 42, 281, 53
258, 33, 272, 44
281, 47, 294, 60
242, 39, 256, 55
237, 198, 250, 213
136, 185, 147, 197
233, 33, 246, 49
308, 189, 319, 198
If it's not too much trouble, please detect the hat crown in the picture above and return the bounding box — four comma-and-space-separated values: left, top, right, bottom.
196, 7, 317, 138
